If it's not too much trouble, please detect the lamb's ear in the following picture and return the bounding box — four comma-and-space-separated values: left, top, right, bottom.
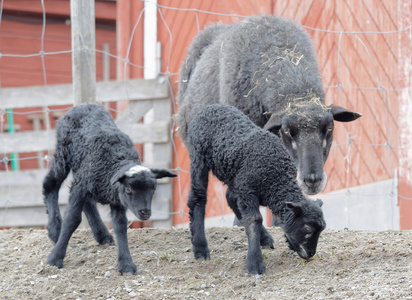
264, 113, 283, 132
328, 104, 362, 122
110, 163, 136, 185
285, 202, 303, 217
110, 170, 125, 185
315, 199, 324, 207
150, 168, 177, 179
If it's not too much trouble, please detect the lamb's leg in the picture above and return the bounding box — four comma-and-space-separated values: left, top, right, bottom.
43, 152, 70, 243
83, 201, 114, 246
227, 189, 274, 249
243, 209, 266, 275
111, 205, 137, 275
187, 161, 210, 260
46, 184, 85, 268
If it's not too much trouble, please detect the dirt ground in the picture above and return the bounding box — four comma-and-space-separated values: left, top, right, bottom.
0, 227, 411, 300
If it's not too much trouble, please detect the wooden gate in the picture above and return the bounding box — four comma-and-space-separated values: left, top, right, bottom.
0, 77, 174, 227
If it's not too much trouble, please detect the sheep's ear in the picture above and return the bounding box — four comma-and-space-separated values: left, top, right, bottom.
150, 168, 177, 179
110, 170, 125, 185
110, 163, 136, 185
328, 104, 362, 122
286, 202, 303, 217
264, 113, 282, 132
315, 199, 323, 207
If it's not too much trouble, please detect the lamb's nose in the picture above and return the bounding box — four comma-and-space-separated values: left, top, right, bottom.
139, 209, 151, 216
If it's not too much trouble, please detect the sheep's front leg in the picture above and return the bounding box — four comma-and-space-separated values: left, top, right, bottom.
227, 189, 274, 249
111, 205, 137, 275
84, 201, 114, 246
187, 162, 210, 260
46, 186, 85, 268
243, 211, 266, 274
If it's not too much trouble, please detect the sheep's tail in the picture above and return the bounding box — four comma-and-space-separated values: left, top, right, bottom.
178, 23, 227, 102
43, 137, 72, 243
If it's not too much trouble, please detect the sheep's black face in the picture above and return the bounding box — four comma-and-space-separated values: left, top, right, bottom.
118, 172, 157, 221
278, 107, 333, 196
282, 200, 326, 259
265, 102, 362, 195
111, 164, 177, 221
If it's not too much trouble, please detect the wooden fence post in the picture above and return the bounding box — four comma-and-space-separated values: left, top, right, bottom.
70, 0, 96, 105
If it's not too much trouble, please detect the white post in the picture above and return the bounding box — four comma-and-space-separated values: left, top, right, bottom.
143, 1, 158, 164
70, 0, 96, 105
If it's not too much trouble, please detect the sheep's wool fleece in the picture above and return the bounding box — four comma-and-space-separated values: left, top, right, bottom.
187, 104, 300, 208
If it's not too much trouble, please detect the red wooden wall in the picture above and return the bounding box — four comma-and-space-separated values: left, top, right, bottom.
150, 1, 411, 228
0, 0, 117, 170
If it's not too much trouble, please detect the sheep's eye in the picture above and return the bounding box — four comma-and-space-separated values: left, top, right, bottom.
125, 187, 132, 194
304, 225, 312, 233
327, 125, 333, 132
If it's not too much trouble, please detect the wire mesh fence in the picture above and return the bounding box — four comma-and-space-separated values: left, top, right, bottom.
0, 0, 411, 229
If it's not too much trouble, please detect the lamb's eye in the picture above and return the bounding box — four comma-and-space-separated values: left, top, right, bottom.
304, 225, 312, 233
125, 187, 132, 194
327, 125, 333, 132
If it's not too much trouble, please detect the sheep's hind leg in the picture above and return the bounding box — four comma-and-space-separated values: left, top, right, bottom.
43, 156, 70, 243
46, 184, 85, 269
83, 201, 114, 246
111, 205, 137, 275
187, 161, 210, 260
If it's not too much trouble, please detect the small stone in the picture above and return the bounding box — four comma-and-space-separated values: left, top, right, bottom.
104, 271, 111, 277
129, 291, 137, 297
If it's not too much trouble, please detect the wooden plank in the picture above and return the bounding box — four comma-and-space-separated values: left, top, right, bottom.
1, 78, 169, 109
0, 121, 169, 153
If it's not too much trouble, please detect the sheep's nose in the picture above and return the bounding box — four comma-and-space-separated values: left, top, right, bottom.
139, 209, 151, 216
304, 174, 322, 189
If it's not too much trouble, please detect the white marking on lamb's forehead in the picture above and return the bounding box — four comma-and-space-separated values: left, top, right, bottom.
292, 141, 297, 150
125, 165, 150, 177
322, 139, 327, 148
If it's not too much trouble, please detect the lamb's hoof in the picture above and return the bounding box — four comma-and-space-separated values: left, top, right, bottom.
193, 247, 210, 260
260, 231, 274, 249
97, 234, 115, 246
247, 260, 266, 275
118, 261, 137, 275
46, 256, 64, 269
47, 222, 62, 244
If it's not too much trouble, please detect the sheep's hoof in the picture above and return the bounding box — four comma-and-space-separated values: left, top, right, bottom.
118, 261, 137, 275
260, 236, 274, 249
97, 234, 115, 246
46, 256, 64, 269
246, 260, 266, 275
47, 221, 62, 244
193, 247, 210, 260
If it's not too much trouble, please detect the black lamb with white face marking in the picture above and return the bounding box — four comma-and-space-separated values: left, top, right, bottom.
176, 15, 362, 196
43, 104, 176, 275
186, 104, 326, 275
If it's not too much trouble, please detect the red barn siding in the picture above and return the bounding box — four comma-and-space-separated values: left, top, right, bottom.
0, 1, 117, 170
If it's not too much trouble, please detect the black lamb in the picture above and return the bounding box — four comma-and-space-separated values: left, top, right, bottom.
177, 15, 362, 196
186, 104, 326, 275
43, 104, 176, 275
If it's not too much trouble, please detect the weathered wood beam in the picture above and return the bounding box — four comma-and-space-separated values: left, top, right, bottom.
1, 78, 169, 109
0, 121, 169, 153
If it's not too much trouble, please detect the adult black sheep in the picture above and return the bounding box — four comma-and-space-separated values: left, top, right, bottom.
176, 15, 362, 197
43, 104, 176, 275
186, 104, 326, 275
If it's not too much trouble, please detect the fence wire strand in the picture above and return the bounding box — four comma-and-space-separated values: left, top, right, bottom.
0, 1, 411, 229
